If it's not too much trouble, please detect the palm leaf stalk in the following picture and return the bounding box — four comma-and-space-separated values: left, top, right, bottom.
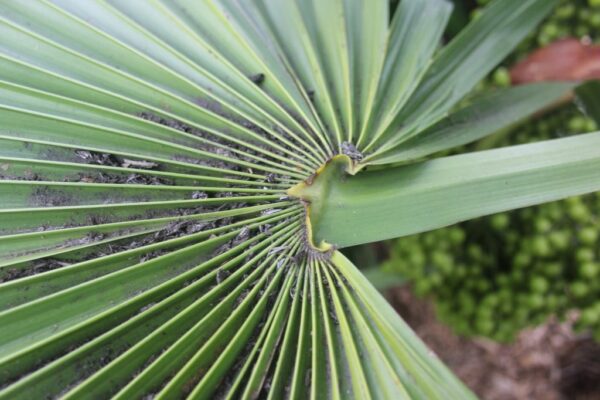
0, 0, 598, 399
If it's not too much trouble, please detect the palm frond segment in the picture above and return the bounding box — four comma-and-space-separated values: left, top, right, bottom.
0, 0, 488, 398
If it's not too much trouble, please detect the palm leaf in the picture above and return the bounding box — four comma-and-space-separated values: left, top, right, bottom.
301, 132, 600, 248
0, 1, 594, 399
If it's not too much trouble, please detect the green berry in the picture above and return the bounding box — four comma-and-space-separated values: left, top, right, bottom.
535, 218, 552, 233
530, 276, 549, 293
541, 23, 559, 38
544, 262, 563, 277
423, 233, 437, 248
496, 274, 510, 286
475, 318, 494, 335
493, 67, 511, 87
576, 248, 595, 263
491, 213, 510, 231
591, 12, 600, 28
455, 264, 467, 279
532, 236, 552, 258
566, 196, 583, 207
431, 251, 453, 274
514, 251, 531, 268
578, 227, 598, 245
413, 280, 430, 296
580, 262, 599, 279
569, 203, 590, 223
477, 303, 494, 318
476, 280, 491, 292
585, 118, 598, 132
521, 208, 534, 219
511, 270, 524, 283
568, 116, 587, 132
538, 120, 550, 134
556, 4, 576, 19
409, 249, 426, 268
467, 244, 484, 261
470, 9, 483, 20
570, 281, 589, 298
549, 230, 571, 250
429, 272, 442, 287
545, 202, 562, 220
506, 231, 519, 246
514, 308, 529, 324
482, 294, 500, 307
528, 294, 545, 309
538, 33, 552, 46
448, 227, 466, 245
580, 308, 599, 326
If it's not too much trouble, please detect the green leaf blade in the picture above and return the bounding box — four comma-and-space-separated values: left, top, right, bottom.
313, 132, 600, 247
367, 0, 559, 159
373, 81, 577, 164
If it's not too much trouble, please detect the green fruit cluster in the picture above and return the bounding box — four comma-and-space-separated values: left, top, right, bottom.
384, 173, 600, 342
522, 0, 600, 48
384, 0, 600, 343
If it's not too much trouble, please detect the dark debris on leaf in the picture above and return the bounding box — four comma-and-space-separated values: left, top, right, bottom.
0, 259, 70, 283
75, 150, 121, 167
191, 191, 208, 200
249, 73, 265, 85
216, 268, 231, 284
341, 141, 363, 162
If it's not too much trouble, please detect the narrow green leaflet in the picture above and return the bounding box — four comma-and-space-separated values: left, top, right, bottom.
364, 0, 559, 159
343, 0, 388, 143
359, 0, 452, 149
373, 82, 576, 165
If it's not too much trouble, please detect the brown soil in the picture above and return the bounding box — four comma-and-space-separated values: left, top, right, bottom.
387, 286, 600, 400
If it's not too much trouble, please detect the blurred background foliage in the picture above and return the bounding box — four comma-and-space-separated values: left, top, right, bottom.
348, 0, 600, 343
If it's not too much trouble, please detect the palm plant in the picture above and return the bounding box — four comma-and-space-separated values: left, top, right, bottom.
0, 0, 599, 398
